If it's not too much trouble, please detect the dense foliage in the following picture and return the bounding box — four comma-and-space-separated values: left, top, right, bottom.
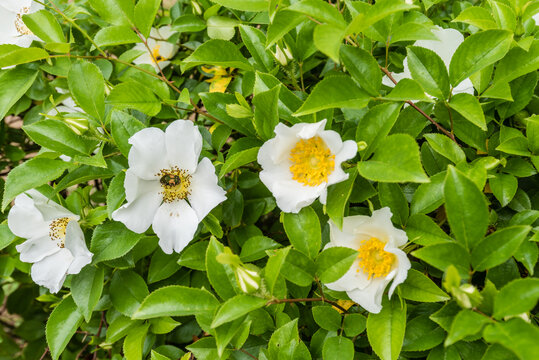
1, 0, 539, 359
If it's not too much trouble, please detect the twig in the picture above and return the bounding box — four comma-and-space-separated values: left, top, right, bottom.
380, 66, 458, 143
238, 348, 258, 360
39, 348, 49, 360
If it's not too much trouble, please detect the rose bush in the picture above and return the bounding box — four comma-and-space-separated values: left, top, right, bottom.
0, 0, 538, 360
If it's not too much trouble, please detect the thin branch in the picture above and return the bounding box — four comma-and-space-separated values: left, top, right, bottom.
39, 348, 49, 360
238, 348, 258, 360
379, 66, 458, 143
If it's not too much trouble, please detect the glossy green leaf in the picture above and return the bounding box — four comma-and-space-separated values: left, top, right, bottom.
493, 278, 539, 319
322, 336, 354, 360
90, 221, 144, 263
106, 81, 161, 116
367, 295, 407, 360
45, 296, 84, 360
68, 61, 105, 121
283, 206, 321, 259
406, 46, 450, 99
412, 242, 470, 277
340, 45, 382, 96
71, 266, 104, 322
94, 25, 140, 47
448, 93, 486, 131
0, 45, 49, 68
445, 309, 491, 346
0, 67, 38, 120
181, 39, 253, 72
399, 269, 450, 302
22, 10, 65, 43
316, 246, 357, 283
211, 295, 267, 327
206, 237, 238, 299
489, 173, 518, 207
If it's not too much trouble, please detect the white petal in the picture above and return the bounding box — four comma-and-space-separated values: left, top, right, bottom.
14, 35, 35, 48
328, 219, 360, 248
347, 277, 391, 313
294, 119, 327, 139
30, 249, 73, 294
165, 120, 202, 173
128, 127, 169, 180
257, 135, 296, 167
386, 248, 411, 297
415, 26, 463, 69
534, 13, 539, 26
152, 200, 199, 254
0, 6, 17, 43
27, 190, 77, 221
188, 158, 226, 221
7, 193, 48, 239
157, 41, 177, 59
112, 174, 162, 234
156, 25, 175, 40
64, 221, 92, 274
0, 0, 21, 13
16, 235, 60, 263
325, 259, 371, 292
327, 140, 357, 186
453, 78, 475, 96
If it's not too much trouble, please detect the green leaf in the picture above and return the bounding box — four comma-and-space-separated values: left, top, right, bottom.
264, 247, 290, 294
71, 266, 104, 322
110, 270, 149, 317
483, 318, 539, 360
106, 315, 141, 343
239, 25, 274, 72
23, 119, 98, 157
406, 213, 452, 246
0, 45, 49, 68
91, 0, 134, 26
316, 246, 357, 283
356, 102, 402, 159
444, 166, 489, 251
390, 23, 439, 44
346, 0, 418, 35
107, 171, 126, 218
493, 278, 539, 319
406, 46, 450, 99
281, 248, 315, 286
343, 313, 367, 336
410, 171, 445, 215
45, 296, 84, 360
266, 10, 306, 48
293, 75, 370, 116
211, 295, 267, 328
449, 30, 513, 87
448, 93, 486, 130
489, 173, 518, 207
283, 206, 321, 259
340, 45, 382, 96
327, 170, 358, 229
206, 237, 238, 299
0, 224, 15, 251
312, 306, 342, 332
471, 225, 531, 271
22, 10, 65, 43
412, 242, 470, 277
288, 0, 346, 27
181, 39, 253, 72
178, 241, 208, 271
123, 323, 149, 360
134, 0, 160, 37
491, 41, 539, 86
133, 285, 219, 319
322, 336, 354, 360
148, 249, 181, 284
313, 24, 345, 63
172, 14, 206, 33
367, 295, 407, 360
424, 134, 465, 164
209, 0, 268, 11
402, 314, 444, 351
445, 309, 491, 346
90, 221, 144, 263
106, 81, 161, 116
378, 182, 409, 227
110, 110, 146, 157
219, 147, 260, 178
384, 78, 434, 103
68, 61, 105, 121
358, 134, 429, 183
240, 236, 281, 262
94, 25, 140, 47
2, 158, 69, 211
200, 92, 257, 136
526, 115, 539, 154
452, 6, 497, 30
399, 269, 450, 302
0, 67, 38, 120
55, 166, 113, 194
253, 85, 280, 140
207, 16, 239, 41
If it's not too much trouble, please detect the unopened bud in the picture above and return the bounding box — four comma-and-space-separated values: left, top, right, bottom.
236, 265, 261, 293
64, 117, 89, 135
191, 0, 202, 15
357, 141, 367, 151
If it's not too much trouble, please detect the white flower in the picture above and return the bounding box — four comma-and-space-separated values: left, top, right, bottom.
112, 120, 226, 254
132, 26, 179, 72
7, 190, 93, 293
257, 119, 357, 213
383, 26, 474, 96
324, 208, 411, 313
0, 0, 43, 47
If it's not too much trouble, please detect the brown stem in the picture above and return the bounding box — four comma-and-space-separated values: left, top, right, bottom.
39, 348, 49, 360
379, 66, 458, 143
238, 348, 258, 360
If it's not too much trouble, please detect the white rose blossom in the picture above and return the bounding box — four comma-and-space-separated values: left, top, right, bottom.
133, 26, 179, 72
112, 120, 226, 254
0, 0, 43, 47
7, 190, 93, 294
324, 207, 411, 313
383, 26, 475, 96
257, 119, 357, 213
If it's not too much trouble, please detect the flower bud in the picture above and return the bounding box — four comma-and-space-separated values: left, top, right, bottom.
357, 141, 368, 151
63, 117, 89, 135
236, 264, 261, 293
191, 0, 202, 15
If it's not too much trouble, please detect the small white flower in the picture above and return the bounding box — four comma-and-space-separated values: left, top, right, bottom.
257, 119, 357, 213
0, 0, 44, 47
7, 190, 93, 293
324, 208, 411, 313
383, 26, 474, 96
133, 26, 179, 72
112, 120, 227, 254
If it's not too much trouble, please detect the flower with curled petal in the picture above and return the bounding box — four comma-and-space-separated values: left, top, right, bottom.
112, 120, 226, 254
257, 119, 357, 213
8, 190, 93, 293
323, 208, 411, 313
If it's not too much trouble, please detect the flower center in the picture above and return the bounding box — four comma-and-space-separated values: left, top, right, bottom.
151, 45, 165, 64
357, 237, 395, 279
49, 217, 72, 248
157, 167, 191, 202
289, 136, 335, 186
15, 7, 33, 36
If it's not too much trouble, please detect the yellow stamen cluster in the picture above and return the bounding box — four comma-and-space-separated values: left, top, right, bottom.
15, 7, 33, 36
157, 167, 191, 203
357, 237, 395, 279
49, 217, 71, 248
289, 136, 335, 186
151, 45, 165, 64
